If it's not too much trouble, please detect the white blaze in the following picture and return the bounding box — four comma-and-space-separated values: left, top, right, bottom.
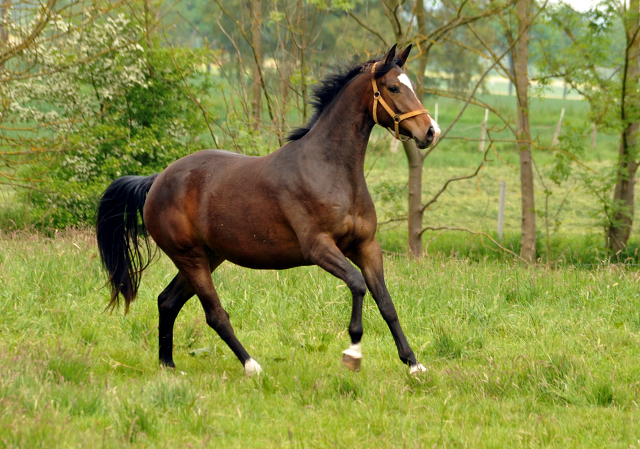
397, 74, 417, 97
397, 73, 441, 144
429, 114, 441, 142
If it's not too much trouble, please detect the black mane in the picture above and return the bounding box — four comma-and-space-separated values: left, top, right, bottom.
286, 53, 403, 141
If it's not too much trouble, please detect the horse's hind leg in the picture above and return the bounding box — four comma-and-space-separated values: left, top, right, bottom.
158, 256, 224, 368
158, 272, 194, 367
177, 254, 261, 376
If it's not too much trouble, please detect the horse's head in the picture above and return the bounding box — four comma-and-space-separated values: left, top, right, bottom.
369, 45, 440, 149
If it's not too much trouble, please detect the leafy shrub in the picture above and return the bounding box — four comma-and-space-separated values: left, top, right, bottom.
26, 46, 215, 228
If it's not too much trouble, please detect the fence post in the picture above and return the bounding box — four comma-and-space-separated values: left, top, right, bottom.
498, 181, 506, 242
479, 108, 489, 152
390, 137, 399, 153
591, 122, 597, 149
551, 107, 565, 147
434, 99, 439, 123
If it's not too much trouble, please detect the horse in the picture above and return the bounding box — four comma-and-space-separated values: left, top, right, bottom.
96, 44, 440, 376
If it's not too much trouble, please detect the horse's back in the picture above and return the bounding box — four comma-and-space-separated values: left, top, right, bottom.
144, 149, 308, 269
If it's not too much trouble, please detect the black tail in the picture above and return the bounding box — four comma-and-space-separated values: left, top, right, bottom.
96, 174, 158, 313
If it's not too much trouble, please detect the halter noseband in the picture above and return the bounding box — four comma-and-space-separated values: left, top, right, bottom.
371, 62, 429, 141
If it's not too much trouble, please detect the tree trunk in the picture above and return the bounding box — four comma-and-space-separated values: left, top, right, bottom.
414, 0, 427, 93
250, 0, 262, 128
403, 141, 425, 256
512, 0, 536, 263
607, 0, 640, 254
607, 157, 638, 253
401, 0, 430, 257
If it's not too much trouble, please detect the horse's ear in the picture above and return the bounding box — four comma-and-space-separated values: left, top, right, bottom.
383, 44, 397, 64
397, 44, 412, 67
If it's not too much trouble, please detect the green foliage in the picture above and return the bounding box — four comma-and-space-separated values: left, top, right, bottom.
24, 46, 215, 228
535, 2, 640, 253
550, 125, 586, 185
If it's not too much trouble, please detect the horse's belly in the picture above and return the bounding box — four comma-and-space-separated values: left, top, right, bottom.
205, 225, 307, 270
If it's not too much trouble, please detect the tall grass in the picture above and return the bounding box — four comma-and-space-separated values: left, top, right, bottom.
1, 232, 639, 447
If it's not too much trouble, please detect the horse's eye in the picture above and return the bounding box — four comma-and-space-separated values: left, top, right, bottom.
388, 85, 400, 94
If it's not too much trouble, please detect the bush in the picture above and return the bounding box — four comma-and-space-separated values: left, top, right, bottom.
23, 46, 216, 228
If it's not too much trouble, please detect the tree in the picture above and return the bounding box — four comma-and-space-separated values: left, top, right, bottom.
538, 0, 639, 254
250, 0, 263, 128
0, 0, 216, 227
509, 0, 537, 262
375, 0, 517, 257
1, 0, 141, 191
607, 0, 639, 252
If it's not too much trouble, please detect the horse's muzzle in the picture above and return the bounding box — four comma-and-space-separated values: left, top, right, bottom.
416, 126, 438, 149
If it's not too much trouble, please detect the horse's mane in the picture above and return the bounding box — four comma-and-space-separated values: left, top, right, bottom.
286, 53, 403, 142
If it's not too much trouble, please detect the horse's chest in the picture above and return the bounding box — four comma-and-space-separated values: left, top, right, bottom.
333, 209, 376, 251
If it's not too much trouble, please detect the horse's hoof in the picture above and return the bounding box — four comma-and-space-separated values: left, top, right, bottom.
244, 358, 262, 376
342, 352, 362, 371
409, 363, 426, 375
342, 343, 362, 372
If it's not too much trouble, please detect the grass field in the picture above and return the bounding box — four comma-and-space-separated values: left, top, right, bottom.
2, 82, 640, 447
1, 231, 640, 447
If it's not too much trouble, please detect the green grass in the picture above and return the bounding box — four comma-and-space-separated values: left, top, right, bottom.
1, 231, 640, 447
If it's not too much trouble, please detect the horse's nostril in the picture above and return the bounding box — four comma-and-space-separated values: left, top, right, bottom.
427, 126, 435, 138
424, 126, 435, 145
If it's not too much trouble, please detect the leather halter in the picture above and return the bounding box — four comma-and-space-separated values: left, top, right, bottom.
371, 62, 429, 141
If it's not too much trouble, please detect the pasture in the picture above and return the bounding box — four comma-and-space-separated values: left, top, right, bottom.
1, 231, 640, 447
3, 2, 640, 446
2, 91, 640, 448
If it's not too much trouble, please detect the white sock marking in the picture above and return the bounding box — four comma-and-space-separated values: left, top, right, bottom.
409, 363, 427, 375
342, 342, 362, 359
244, 358, 262, 376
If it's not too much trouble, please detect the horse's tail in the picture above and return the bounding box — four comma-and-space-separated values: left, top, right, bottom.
96, 174, 158, 313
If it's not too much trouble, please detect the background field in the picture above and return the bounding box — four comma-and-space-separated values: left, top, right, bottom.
2, 85, 639, 449
2, 90, 630, 259
1, 231, 640, 448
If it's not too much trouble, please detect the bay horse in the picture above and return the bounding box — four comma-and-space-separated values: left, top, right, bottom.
96, 44, 440, 376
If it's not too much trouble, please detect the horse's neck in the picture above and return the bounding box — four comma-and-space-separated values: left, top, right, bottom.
299, 78, 373, 174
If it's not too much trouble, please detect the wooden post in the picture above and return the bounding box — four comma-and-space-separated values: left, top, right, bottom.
434, 99, 439, 123
479, 108, 489, 152
498, 181, 506, 242
390, 137, 399, 153
551, 107, 565, 147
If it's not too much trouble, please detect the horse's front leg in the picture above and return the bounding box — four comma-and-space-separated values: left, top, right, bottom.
351, 239, 426, 374
305, 235, 367, 371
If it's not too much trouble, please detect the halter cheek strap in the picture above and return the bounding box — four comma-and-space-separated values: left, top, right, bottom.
371, 62, 429, 141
